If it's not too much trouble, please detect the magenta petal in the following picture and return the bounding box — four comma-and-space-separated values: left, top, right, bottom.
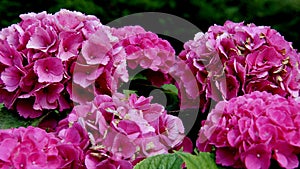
58, 31, 83, 61
179, 137, 194, 153
84, 153, 99, 169
19, 69, 38, 93
266, 108, 294, 129
73, 62, 104, 88
219, 74, 239, 100
275, 153, 287, 168
243, 144, 271, 169
16, 98, 42, 118
57, 94, 71, 111
0, 138, 18, 162
244, 153, 263, 169
258, 124, 277, 141
46, 83, 64, 103
111, 133, 136, 159
255, 46, 282, 66
67, 82, 95, 104
129, 94, 151, 110
33, 57, 64, 83
54, 9, 86, 31
33, 83, 64, 110
216, 148, 237, 166
273, 142, 299, 168
58, 123, 89, 149
27, 152, 47, 168
227, 128, 241, 147
1, 66, 23, 92
64, 129, 81, 145
26, 27, 57, 52
143, 104, 164, 122
95, 159, 122, 169
81, 29, 112, 65
56, 144, 84, 169
275, 152, 298, 169
0, 39, 23, 66
12, 153, 27, 169
117, 120, 141, 136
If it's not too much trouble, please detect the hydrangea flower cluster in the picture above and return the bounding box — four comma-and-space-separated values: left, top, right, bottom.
67, 92, 189, 167
0, 125, 88, 169
113, 27, 176, 73
0, 9, 105, 118
88, 25, 176, 99
0, 9, 177, 119
179, 21, 300, 112
70, 24, 176, 104
2, 9, 300, 169
1, 91, 188, 169
197, 91, 300, 169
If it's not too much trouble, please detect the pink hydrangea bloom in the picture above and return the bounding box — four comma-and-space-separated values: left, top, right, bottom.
0, 9, 104, 118
72, 25, 177, 99
0, 10, 179, 119
67, 93, 190, 168
0, 126, 86, 169
197, 91, 300, 168
179, 21, 300, 112
88, 25, 177, 96
113, 25, 176, 74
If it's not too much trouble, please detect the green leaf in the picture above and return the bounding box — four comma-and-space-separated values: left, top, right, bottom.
0, 104, 58, 129
0, 105, 37, 129
161, 84, 178, 95
161, 84, 179, 112
123, 89, 137, 97
134, 153, 183, 169
131, 73, 147, 81
174, 151, 219, 169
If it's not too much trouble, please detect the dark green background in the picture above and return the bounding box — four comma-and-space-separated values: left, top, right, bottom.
1, 0, 299, 50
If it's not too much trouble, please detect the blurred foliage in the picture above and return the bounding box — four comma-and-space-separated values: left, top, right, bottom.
0, 0, 299, 49
0, 104, 38, 129
0, 103, 68, 129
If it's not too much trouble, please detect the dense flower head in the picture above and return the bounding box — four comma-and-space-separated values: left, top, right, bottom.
67, 92, 189, 167
70, 25, 177, 104
115, 28, 176, 73
109, 26, 176, 93
179, 21, 300, 112
0, 9, 104, 118
2, 10, 300, 169
0, 126, 86, 169
197, 91, 300, 169
69, 25, 120, 103
0, 9, 178, 119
